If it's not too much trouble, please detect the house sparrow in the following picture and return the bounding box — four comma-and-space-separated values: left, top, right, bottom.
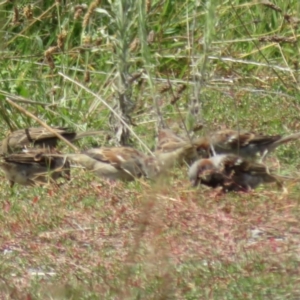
0, 127, 103, 154
188, 154, 283, 192
65, 147, 156, 181
193, 129, 300, 161
155, 128, 198, 164
155, 128, 187, 147
0, 148, 70, 187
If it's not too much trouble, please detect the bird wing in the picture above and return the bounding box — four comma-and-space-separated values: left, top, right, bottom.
83, 147, 144, 165
1, 127, 77, 153
82, 147, 147, 178
155, 140, 188, 153
3, 148, 68, 170
221, 154, 279, 185
212, 130, 281, 148
11, 127, 74, 142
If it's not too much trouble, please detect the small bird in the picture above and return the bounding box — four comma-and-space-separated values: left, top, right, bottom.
188, 154, 283, 192
65, 147, 155, 181
155, 128, 198, 165
193, 129, 300, 161
0, 127, 103, 154
155, 128, 187, 148
0, 148, 70, 187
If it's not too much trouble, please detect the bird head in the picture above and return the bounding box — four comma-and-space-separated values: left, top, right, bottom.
188, 158, 218, 186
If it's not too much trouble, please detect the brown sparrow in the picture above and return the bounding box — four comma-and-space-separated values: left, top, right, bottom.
193, 129, 300, 161
65, 147, 155, 181
188, 154, 283, 192
155, 128, 198, 164
0, 127, 103, 154
155, 128, 187, 147
0, 148, 70, 187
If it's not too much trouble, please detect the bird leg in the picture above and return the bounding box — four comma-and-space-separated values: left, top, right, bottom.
259, 149, 269, 162
209, 144, 217, 157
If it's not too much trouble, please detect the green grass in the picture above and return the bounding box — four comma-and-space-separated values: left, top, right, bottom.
1, 173, 300, 299
1, 0, 300, 298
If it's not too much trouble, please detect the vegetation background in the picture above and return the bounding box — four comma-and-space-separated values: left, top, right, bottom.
0, 0, 300, 298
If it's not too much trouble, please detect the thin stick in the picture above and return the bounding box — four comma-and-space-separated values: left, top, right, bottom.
5, 98, 79, 151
